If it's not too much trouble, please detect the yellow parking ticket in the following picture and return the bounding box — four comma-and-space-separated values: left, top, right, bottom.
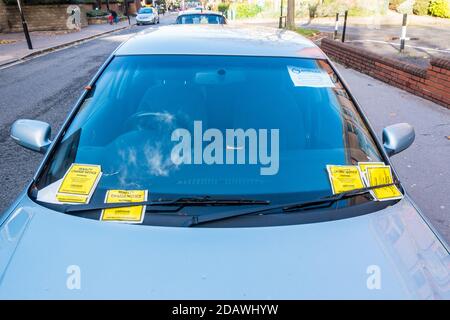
326, 165, 365, 195
358, 162, 385, 175
56, 194, 89, 204
57, 163, 102, 204
366, 166, 403, 201
101, 190, 147, 224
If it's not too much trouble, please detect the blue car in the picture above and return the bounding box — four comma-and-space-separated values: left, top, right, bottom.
1, 25, 449, 299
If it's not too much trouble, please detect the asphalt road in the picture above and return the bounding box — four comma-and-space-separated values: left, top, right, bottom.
0, 14, 176, 212
0, 15, 448, 243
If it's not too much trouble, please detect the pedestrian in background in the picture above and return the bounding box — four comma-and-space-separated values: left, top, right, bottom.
109, 10, 119, 24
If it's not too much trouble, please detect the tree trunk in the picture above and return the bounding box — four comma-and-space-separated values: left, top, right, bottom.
286, 0, 295, 29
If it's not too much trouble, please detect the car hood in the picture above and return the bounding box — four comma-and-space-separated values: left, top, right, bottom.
0, 195, 449, 299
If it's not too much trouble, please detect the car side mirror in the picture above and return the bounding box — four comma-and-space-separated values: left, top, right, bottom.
382, 123, 415, 156
10, 119, 52, 154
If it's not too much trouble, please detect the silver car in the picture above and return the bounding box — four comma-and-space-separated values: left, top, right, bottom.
136, 7, 159, 25
1, 25, 449, 299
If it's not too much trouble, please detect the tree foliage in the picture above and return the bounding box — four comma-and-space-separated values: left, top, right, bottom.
428, 0, 450, 18
413, 0, 431, 15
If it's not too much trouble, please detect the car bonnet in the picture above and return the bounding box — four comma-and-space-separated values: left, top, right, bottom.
0, 195, 448, 299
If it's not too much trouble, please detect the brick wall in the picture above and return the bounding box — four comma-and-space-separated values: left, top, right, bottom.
321, 38, 450, 109
0, 1, 8, 32
1, 4, 88, 32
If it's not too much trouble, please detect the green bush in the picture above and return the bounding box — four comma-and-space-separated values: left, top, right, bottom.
413, 0, 431, 15
314, 0, 346, 17
428, 0, 450, 17
312, 0, 386, 18
348, 7, 377, 16
235, 3, 262, 18
217, 3, 229, 14
86, 9, 109, 17
294, 27, 320, 37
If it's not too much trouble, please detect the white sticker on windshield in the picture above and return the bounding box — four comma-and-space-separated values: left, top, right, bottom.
287, 66, 335, 88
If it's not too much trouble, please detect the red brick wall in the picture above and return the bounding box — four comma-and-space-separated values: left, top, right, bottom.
0, 1, 9, 32
321, 38, 450, 109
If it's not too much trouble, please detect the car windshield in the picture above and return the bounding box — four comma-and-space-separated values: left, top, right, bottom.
35, 55, 385, 216
176, 14, 225, 24
139, 8, 153, 14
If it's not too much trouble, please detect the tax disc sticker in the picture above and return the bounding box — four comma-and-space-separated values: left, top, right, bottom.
287, 66, 335, 88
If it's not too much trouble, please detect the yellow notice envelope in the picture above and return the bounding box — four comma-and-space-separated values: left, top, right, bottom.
358, 162, 385, 175
366, 166, 403, 201
101, 190, 147, 223
57, 164, 102, 204
56, 194, 89, 203
327, 165, 365, 195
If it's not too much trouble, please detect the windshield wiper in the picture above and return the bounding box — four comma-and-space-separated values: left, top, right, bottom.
282, 182, 400, 212
185, 182, 401, 227
62, 196, 270, 214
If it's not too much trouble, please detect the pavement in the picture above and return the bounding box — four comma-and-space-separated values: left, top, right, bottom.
0, 12, 448, 243
336, 63, 450, 242
0, 17, 137, 67
239, 10, 450, 67
303, 24, 450, 67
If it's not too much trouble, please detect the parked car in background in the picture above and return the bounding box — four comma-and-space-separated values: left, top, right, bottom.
136, 7, 159, 25
1, 25, 449, 299
176, 11, 226, 24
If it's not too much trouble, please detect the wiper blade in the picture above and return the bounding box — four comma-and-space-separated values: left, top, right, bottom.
62, 196, 270, 214
185, 182, 401, 227
282, 182, 400, 212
